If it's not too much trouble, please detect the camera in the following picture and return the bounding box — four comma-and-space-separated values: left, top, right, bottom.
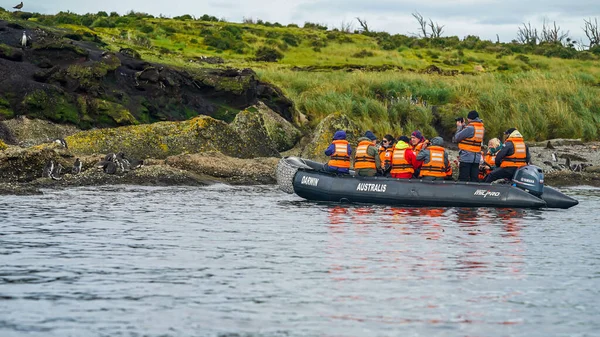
455, 117, 464, 123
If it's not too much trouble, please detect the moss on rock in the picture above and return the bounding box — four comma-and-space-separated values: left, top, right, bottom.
0, 140, 7, 151
300, 112, 361, 162
0, 42, 23, 61
231, 108, 280, 158
247, 101, 301, 152
66, 115, 281, 160
0, 117, 80, 146
22, 89, 80, 124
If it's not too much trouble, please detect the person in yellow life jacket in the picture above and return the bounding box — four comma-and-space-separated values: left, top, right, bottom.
454, 110, 485, 182
484, 128, 530, 183
410, 130, 428, 157
390, 135, 422, 179
479, 138, 503, 181
416, 136, 450, 180
378, 134, 395, 176
354, 131, 381, 176
324, 130, 352, 174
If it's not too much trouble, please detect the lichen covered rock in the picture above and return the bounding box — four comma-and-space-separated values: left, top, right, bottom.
248, 102, 301, 152
231, 108, 280, 158
66, 115, 281, 160
300, 112, 361, 162
0, 117, 81, 146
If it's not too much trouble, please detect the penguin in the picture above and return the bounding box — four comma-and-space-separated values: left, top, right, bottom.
130, 159, 144, 170
551, 153, 558, 162
13, 2, 23, 10
21, 31, 27, 48
51, 163, 63, 180
54, 138, 68, 149
42, 160, 54, 178
72, 158, 82, 175
565, 157, 571, 170
546, 141, 555, 150
104, 153, 116, 162
103, 161, 117, 175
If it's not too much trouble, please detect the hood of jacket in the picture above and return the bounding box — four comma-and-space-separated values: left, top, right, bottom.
333, 130, 347, 140
507, 130, 523, 139
430, 136, 443, 146
395, 140, 410, 150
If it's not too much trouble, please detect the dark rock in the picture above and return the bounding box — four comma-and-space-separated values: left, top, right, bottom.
7, 23, 25, 30
33, 66, 60, 83
0, 44, 23, 62
137, 67, 160, 83
119, 48, 141, 59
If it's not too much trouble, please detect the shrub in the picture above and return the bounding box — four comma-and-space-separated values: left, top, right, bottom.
254, 46, 283, 62
303, 22, 328, 30
352, 49, 374, 58
515, 54, 530, 63
282, 33, 301, 46
139, 25, 154, 33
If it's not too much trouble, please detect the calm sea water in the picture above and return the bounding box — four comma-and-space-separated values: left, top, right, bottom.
0, 185, 598, 337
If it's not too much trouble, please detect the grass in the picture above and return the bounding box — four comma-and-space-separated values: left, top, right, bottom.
3, 8, 600, 140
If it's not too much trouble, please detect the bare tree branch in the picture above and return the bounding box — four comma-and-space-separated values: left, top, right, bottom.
517, 22, 538, 45
356, 17, 370, 33
583, 17, 600, 49
428, 19, 445, 38
412, 12, 428, 38
340, 20, 354, 33
541, 19, 569, 44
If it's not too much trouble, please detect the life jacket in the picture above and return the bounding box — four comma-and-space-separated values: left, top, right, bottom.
458, 121, 484, 153
327, 140, 351, 169
354, 140, 377, 170
379, 146, 393, 169
413, 140, 427, 157
419, 146, 447, 178
390, 148, 414, 175
484, 152, 496, 166
500, 136, 527, 168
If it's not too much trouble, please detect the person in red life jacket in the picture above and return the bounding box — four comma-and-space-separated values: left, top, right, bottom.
416, 136, 451, 180
354, 130, 381, 176
410, 130, 428, 157
478, 137, 503, 181
453, 110, 485, 182
484, 128, 530, 183
378, 134, 395, 176
390, 135, 421, 179
324, 130, 352, 174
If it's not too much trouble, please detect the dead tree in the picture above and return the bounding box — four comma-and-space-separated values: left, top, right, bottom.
541, 19, 569, 44
412, 12, 428, 38
356, 17, 370, 33
583, 17, 600, 48
428, 19, 445, 38
340, 20, 354, 33
517, 22, 538, 45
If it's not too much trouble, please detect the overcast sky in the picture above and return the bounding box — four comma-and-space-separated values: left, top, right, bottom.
9, 0, 600, 43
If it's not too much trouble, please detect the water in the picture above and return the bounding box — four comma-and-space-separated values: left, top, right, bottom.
0, 185, 598, 337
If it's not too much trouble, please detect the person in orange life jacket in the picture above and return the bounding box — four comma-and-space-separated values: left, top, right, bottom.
324, 130, 352, 174
416, 136, 451, 180
378, 134, 395, 176
484, 128, 530, 183
454, 110, 485, 182
354, 131, 381, 176
390, 135, 422, 179
479, 137, 503, 181
410, 130, 428, 157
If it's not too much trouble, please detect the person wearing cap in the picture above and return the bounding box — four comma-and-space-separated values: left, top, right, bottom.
324, 130, 352, 174
390, 135, 421, 179
484, 128, 530, 182
410, 130, 428, 157
354, 131, 381, 176
454, 110, 485, 182
378, 134, 395, 176
416, 136, 451, 180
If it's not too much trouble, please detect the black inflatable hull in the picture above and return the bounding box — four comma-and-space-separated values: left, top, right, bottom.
292, 169, 578, 209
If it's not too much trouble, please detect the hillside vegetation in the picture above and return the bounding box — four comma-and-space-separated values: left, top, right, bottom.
2, 8, 600, 140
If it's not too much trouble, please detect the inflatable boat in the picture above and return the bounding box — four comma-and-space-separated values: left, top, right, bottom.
276, 157, 578, 209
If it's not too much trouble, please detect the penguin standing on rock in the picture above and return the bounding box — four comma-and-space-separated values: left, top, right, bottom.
42, 160, 54, 178
51, 163, 63, 180
72, 158, 82, 175
21, 31, 27, 48
54, 138, 68, 149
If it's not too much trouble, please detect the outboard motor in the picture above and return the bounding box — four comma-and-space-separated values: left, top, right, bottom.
512, 165, 544, 197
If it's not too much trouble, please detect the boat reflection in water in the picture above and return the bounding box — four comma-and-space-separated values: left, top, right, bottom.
324, 205, 527, 327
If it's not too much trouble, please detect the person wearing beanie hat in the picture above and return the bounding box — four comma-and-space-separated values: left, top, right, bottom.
324, 130, 352, 174
484, 128, 530, 182
409, 130, 428, 157
390, 135, 422, 179
354, 131, 381, 176
453, 110, 485, 182
416, 136, 451, 180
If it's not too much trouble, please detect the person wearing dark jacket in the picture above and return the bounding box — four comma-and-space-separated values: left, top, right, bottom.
324, 130, 352, 174
484, 128, 530, 182
454, 110, 485, 182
